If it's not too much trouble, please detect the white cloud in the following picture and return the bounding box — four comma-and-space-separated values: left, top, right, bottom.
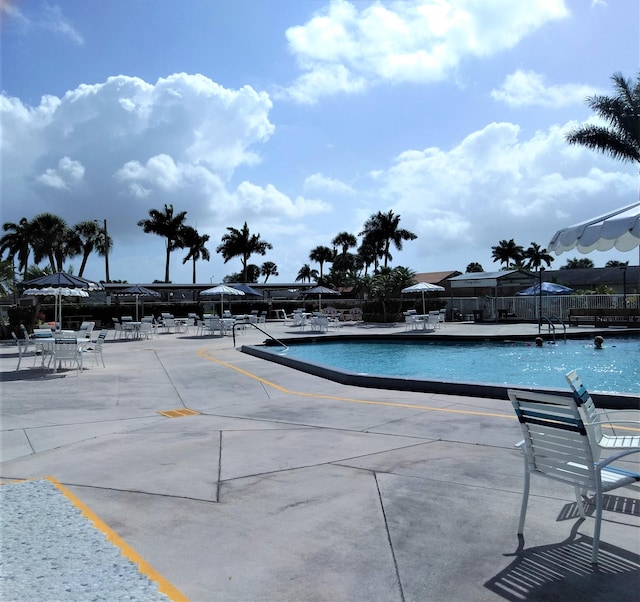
366, 119, 637, 271
491, 70, 598, 107
303, 172, 355, 195
37, 156, 85, 189
234, 181, 331, 218
0, 73, 284, 235
282, 0, 569, 103
42, 4, 84, 45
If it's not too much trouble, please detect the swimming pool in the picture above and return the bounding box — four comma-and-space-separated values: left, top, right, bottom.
242, 336, 640, 408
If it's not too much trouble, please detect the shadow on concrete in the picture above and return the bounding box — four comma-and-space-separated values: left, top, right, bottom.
485, 528, 640, 600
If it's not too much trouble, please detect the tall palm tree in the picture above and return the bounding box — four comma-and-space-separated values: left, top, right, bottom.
296, 264, 318, 283
74, 220, 112, 278
137, 204, 188, 283
309, 245, 334, 280
523, 242, 554, 272
30, 213, 80, 272
181, 226, 211, 284
216, 222, 272, 282
260, 261, 279, 283
491, 239, 524, 269
331, 231, 357, 256
0, 217, 32, 279
360, 210, 417, 269
565, 71, 640, 164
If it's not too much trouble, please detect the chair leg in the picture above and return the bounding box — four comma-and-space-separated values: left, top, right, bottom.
591, 479, 604, 564
517, 467, 530, 534
573, 486, 587, 519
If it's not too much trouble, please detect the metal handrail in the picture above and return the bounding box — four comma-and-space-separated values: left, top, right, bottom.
539, 315, 567, 341
232, 320, 288, 349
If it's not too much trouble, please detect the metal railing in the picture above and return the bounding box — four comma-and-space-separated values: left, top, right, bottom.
539, 315, 567, 341
232, 320, 288, 349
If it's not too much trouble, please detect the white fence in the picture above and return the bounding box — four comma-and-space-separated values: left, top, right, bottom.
447, 294, 639, 321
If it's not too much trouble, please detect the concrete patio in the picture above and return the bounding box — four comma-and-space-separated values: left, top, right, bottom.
1, 320, 639, 601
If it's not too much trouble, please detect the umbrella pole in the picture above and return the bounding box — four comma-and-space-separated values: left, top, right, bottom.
422, 292, 426, 315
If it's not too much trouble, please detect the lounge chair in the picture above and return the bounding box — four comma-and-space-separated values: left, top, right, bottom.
565, 370, 640, 457
78, 321, 95, 339
509, 388, 639, 564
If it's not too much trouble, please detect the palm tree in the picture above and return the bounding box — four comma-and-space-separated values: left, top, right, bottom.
561, 257, 595, 269
181, 226, 211, 284
0, 217, 32, 280
331, 231, 357, 256
30, 213, 80, 272
491, 239, 524, 269
309, 245, 334, 280
137, 204, 188, 282
296, 264, 318, 283
466, 262, 484, 273
357, 238, 379, 275
260, 261, 278, 283
216, 222, 272, 282
605, 260, 629, 267
565, 71, 640, 164
74, 220, 112, 278
360, 210, 417, 269
523, 242, 554, 272
0, 258, 15, 297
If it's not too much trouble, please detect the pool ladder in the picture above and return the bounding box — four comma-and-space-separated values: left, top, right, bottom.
539, 315, 567, 341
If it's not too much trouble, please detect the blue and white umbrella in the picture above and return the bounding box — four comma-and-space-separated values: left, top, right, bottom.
516, 282, 573, 296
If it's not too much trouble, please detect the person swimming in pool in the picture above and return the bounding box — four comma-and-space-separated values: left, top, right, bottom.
594, 335, 604, 349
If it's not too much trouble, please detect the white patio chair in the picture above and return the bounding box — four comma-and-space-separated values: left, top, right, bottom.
508, 389, 640, 564
51, 337, 83, 374
11, 331, 33, 371
565, 370, 640, 458
85, 330, 107, 367
32, 328, 54, 366
404, 313, 417, 331
163, 318, 176, 334
138, 322, 153, 340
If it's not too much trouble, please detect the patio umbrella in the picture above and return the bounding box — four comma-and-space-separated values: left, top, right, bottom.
23, 287, 90, 328
114, 285, 160, 321
548, 201, 640, 256
303, 285, 340, 311
21, 271, 103, 291
402, 282, 445, 314
515, 282, 574, 296
231, 283, 263, 297
200, 284, 245, 316
21, 272, 102, 328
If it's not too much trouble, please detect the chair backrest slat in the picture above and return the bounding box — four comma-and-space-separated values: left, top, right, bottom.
509, 389, 597, 489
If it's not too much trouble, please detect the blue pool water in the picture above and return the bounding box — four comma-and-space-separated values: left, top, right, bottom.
266, 338, 640, 394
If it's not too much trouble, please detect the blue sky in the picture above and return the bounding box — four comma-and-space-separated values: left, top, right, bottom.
1, 0, 638, 284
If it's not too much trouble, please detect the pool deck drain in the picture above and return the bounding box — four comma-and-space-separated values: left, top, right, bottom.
158, 408, 200, 418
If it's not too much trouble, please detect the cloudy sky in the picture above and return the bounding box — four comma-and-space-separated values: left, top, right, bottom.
2, 0, 638, 284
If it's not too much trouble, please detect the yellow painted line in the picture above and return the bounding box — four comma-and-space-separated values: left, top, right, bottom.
46, 476, 189, 601
197, 348, 515, 421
